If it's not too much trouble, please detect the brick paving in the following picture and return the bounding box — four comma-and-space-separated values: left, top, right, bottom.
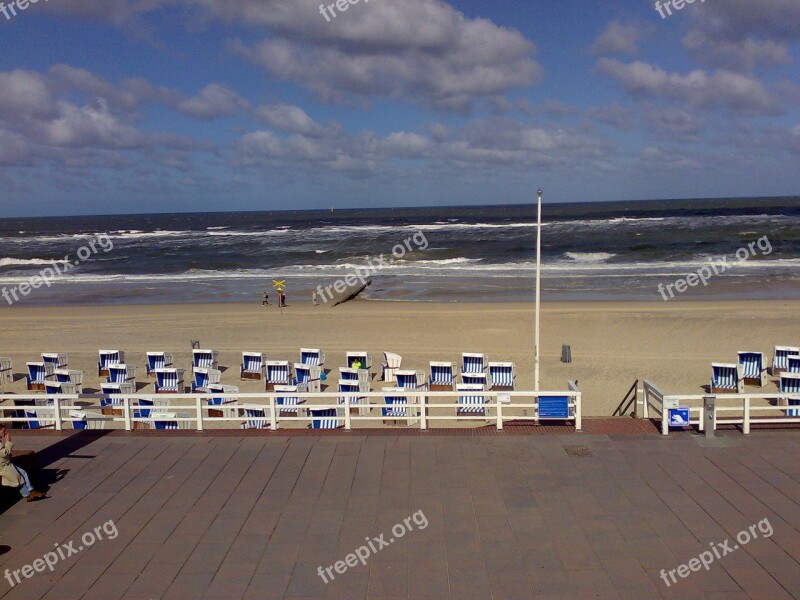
0, 424, 798, 599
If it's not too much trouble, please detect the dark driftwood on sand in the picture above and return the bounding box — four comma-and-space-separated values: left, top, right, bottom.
331, 280, 372, 307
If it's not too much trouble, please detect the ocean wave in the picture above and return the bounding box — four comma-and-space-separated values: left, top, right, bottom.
0, 257, 69, 268
562, 252, 617, 263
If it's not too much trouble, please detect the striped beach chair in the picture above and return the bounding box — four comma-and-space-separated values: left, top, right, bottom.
191, 367, 221, 393
98, 350, 124, 377
538, 395, 571, 421
780, 373, 800, 417
69, 410, 89, 430
300, 348, 325, 366
772, 346, 799, 376
101, 382, 135, 413
338, 379, 370, 416
107, 364, 136, 385
788, 356, 800, 375
265, 361, 292, 391
309, 408, 339, 430
381, 387, 418, 425
456, 383, 489, 417
737, 352, 767, 387
22, 406, 54, 430
45, 381, 78, 395
462, 353, 487, 375
381, 352, 402, 383
0, 357, 12, 386
55, 369, 83, 393
429, 362, 456, 391
155, 368, 185, 393
340, 367, 370, 385
275, 384, 305, 417
241, 352, 266, 380
395, 370, 427, 391
711, 363, 744, 394
152, 399, 179, 430
293, 364, 321, 393
346, 351, 372, 380
488, 362, 516, 391
146, 352, 174, 377
207, 383, 239, 419
241, 406, 269, 430
193, 349, 219, 370
26, 361, 55, 391
41, 352, 68, 369
461, 371, 487, 388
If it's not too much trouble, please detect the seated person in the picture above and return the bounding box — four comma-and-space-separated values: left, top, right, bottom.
0, 426, 44, 502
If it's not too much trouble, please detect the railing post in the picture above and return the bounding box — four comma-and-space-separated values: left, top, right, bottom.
496, 395, 503, 430
743, 397, 750, 435
419, 392, 427, 430
269, 395, 277, 431
195, 396, 204, 431
642, 387, 649, 419
53, 396, 62, 431
575, 392, 582, 432
344, 395, 352, 431
123, 396, 132, 431
661, 404, 669, 436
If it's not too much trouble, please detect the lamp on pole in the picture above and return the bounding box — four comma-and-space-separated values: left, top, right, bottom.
534, 189, 542, 392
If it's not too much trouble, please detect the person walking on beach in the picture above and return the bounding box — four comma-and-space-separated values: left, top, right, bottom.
262, 291, 270, 306
312, 291, 319, 306
279, 292, 287, 307
0, 426, 44, 502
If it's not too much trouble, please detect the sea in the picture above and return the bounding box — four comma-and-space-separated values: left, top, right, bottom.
1, 197, 799, 306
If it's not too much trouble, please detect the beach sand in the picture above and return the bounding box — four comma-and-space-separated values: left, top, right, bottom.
1, 299, 798, 417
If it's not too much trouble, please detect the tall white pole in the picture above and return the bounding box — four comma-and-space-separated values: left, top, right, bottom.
534, 189, 542, 392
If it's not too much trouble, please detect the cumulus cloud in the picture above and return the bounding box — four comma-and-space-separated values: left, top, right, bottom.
592, 21, 647, 57
176, 83, 250, 119
597, 58, 782, 115
253, 104, 327, 137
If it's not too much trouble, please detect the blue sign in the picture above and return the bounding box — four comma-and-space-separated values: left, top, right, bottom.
668, 407, 690, 427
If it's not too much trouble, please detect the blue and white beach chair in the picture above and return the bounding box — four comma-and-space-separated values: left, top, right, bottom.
22, 407, 54, 430
45, 381, 78, 395
788, 356, 800, 375
772, 346, 799, 376
711, 363, 744, 394
146, 352, 174, 377
69, 410, 89, 430
346, 351, 372, 379
429, 362, 456, 391
55, 369, 83, 393
462, 353, 487, 375
275, 384, 305, 417
265, 360, 292, 390
737, 352, 767, 387
98, 349, 124, 377
461, 371, 488, 388
340, 367, 370, 385
26, 361, 55, 391
309, 408, 339, 430
395, 370, 427, 391
41, 352, 68, 370
191, 367, 221, 393
381, 352, 402, 383
241, 352, 266, 380
100, 382, 135, 413
381, 387, 418, 425
338, 379, 370, 416
155, 368, 185, 393
241, 406, 269, 430
456, 383, 490, 418
780, 373, 800, 417
0, 357, 12, 387
207, 383, 239, 419
293, 364, 321, 393
193, 349, 219, 370
107, 364, 136, 385
488, 362, 516, 391
300, 348, 325, 367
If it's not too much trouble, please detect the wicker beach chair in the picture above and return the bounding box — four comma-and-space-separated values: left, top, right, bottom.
711, 363, 744, 394
429, 362, 456, 391
155, 368, 185, 393
146, 352, 174, 377
241, 352, 266, 380
488, 362, 516, 391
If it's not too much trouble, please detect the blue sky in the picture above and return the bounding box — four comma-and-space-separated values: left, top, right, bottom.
0, 0, 798, 216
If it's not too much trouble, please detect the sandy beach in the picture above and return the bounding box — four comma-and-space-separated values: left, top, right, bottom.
1, 299, 798, 417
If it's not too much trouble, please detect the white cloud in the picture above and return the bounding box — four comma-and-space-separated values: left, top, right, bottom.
177, 83, 250, 120
592, 21, 646, 57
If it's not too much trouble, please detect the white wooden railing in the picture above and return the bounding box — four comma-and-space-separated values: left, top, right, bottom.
0, 386, 582, 432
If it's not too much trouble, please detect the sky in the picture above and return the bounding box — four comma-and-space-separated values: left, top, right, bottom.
0, 0, 798, 216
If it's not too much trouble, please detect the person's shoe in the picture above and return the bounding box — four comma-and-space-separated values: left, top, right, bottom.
26, 490, 44, 502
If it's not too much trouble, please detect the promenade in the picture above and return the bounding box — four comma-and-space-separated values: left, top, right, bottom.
0, 422, 798, 599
